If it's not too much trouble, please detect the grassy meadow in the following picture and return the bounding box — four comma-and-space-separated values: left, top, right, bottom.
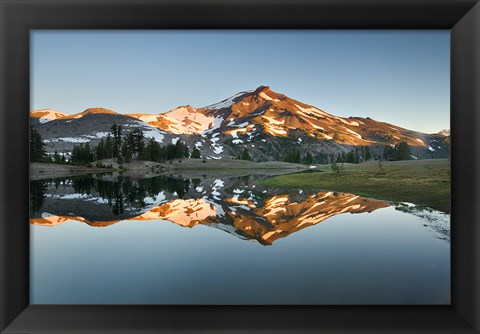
260, 159, 450, 213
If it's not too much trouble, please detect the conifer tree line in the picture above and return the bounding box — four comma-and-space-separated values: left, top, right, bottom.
335, 145, 372, 164
332, 142, 412, 163
31, 124, 416, 166
283, 148, 313, 164
31, 127, 69, 163
71, 124, 191, 165
29, 124, 191, 166
279, 142, 411, 165
382, 141, 412, 161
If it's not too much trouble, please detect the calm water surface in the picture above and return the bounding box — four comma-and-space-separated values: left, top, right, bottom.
30, 173, 450, 304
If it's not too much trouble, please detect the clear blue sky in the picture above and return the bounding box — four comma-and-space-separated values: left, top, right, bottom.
31, 30, 449, 133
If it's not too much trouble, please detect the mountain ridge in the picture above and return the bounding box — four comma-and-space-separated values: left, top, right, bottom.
30, 86, 450, 161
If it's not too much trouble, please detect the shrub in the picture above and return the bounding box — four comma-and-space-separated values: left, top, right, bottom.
330, 160, 344, 175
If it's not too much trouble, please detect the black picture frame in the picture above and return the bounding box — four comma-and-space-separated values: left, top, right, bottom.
1, 0, 479, 333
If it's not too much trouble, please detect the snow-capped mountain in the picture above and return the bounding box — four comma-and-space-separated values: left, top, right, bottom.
31, 107, 170, 153
128, 105, 213, 135
30, 86, 450, 160
30, 109, 67, 125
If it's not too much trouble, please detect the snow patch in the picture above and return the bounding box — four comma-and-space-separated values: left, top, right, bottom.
213, 179, 224, 189
323, 134, 333, 140
203, 116, 224, 136
294, 104, 329, 118
211, 143, 224, 154
345, 128, 362, 139
49, 137, 90, 143
262, 115, 284, 125
144, 192, 166, 205
204, 91, 248, 110
259, 92, 280, 102
138, 114, 159, 123
143, 129, 164, 143
85, 131, 109, 139
234, 122, 249, 128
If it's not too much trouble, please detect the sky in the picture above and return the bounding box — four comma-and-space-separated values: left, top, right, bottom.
31, 30, 450, 134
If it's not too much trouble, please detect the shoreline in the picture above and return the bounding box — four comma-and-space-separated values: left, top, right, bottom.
260, 159, 450, 213
30, 159, 310, 180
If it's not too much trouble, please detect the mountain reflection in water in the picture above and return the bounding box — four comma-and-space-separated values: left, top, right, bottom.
30, 174, 390, 245
30, 173, 451, 305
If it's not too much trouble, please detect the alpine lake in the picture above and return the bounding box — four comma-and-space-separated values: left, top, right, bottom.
30, 168, 450, 305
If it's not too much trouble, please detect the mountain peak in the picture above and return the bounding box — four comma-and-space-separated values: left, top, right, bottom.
82, 107, 117, 115
172, 105, 195, 111
253, 85, 271, 94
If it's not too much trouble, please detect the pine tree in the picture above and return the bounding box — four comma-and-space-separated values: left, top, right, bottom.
53, 150, 61, 164
111, 124, 122, 159
30, 128, 46, 162
96, 138, 106, 160
146, 138, 162, 162
284, 148, 301, 163
241, 148, 252, 161
71, 143, 94, 165
105, 134, 113, 159
383, 145, 394, 160
121, 142, 132, 163
191, 146, 201, 158
173, 139, 185, 159
365, 146, 371, 160
346, 151, 354, 163
304, 152, 314, 164
126, 128, 145, 160
397, 141, 412, 160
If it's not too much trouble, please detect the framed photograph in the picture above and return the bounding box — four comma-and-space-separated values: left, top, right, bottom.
1, 0, 479, 333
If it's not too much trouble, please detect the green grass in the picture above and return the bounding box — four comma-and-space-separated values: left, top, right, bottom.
259, 159, 451, 213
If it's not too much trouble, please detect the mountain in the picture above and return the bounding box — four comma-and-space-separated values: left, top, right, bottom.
30, 86, 450, 161
30, 109, 67, 126
128, 105, 213, 135
438, 129, 450, 136
30, 107, 173, 154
